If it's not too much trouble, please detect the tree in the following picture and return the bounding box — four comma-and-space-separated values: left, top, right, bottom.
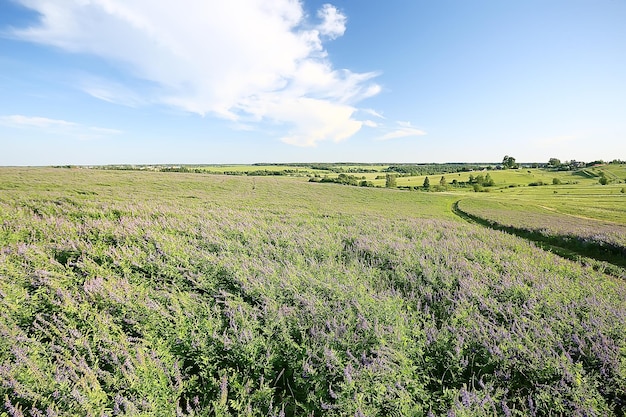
502, 155, 517, 169
552, 177, 562, 185
439, 176, 447, 187
548, 158, 561, 167
385, 173, 397, 188
423, 176, 430, 189
484, 173, 495, 186
599, 172, 608, 185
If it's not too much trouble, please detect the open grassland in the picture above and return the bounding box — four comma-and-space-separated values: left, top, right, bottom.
104, 164, 390, 177
98, 163, 626, 192
194, 165, 315, 175
456, 197, 626, 267
451, 165, 626, 269
1, 168, 626, 416
583, 164, 626, 182
484, 185, 626, 223
394, 164, 626, 190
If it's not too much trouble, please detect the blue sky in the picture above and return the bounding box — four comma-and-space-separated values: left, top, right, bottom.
1, 0, 625, 165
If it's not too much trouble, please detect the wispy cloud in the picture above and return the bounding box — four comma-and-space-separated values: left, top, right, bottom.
80, 77, 147, 108
0, 115, 77, 129
377, 121, 426, 141
0, 115, 122, 140
361, 108, 386, 119
11, 0, 381, 146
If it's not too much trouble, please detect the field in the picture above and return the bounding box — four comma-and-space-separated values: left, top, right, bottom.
391, 164, 626, 190
1, 167, 626, 416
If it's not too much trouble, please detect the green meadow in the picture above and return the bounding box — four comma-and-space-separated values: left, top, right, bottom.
1, 165, 625, 416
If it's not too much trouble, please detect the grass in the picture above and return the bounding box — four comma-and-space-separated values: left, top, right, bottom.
0, 167, 457, 220
354, 163, 626, 190
477, 186, 626, 223
446, 165, 626, 274
1, 167, 625, 416
454, 198, 626, 276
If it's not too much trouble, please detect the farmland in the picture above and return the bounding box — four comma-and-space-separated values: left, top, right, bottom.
1, 167, 625, 416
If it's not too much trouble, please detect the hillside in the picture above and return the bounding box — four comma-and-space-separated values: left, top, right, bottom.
0, 168, 625, 416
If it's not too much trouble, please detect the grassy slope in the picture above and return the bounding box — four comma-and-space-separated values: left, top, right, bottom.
0, 168, 460, 219
372, 164, 626, 190
447, 165, 626, 274
1, 168, 625, 416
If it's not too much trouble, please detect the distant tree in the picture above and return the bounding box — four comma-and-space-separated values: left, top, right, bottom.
468, 174, 475, 184
599, 173, 608, 185
385, 173, 397, 188
548, 158, 561, 167
484, 173, 495, 186
587, 160, 604, 167
502, 155, 517, 169
439, 176, 447, 187
552, 177, 562, 185
423, 176, 430, 189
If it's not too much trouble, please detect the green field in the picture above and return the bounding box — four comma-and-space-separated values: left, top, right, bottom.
1, 167, 625, 416
393, 165, 625, 190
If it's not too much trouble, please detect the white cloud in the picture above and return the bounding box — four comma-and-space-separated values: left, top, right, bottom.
316, 4, 346, 39
11, 0, 380, 146
272, 98, 361, 147
377, 121, 426, 141
80, 77, 147, 108
0, 115, 77, 129
362, 108, 386, 119
0, 115, 122, 140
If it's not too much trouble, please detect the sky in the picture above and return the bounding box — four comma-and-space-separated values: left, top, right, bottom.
1, 0, 625, 165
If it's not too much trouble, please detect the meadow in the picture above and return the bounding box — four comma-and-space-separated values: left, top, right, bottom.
448, 164, 626, 275
1, 167, 625, 416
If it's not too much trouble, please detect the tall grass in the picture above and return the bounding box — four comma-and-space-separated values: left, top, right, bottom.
457, 198, 626, 259
1, 168, 625, 416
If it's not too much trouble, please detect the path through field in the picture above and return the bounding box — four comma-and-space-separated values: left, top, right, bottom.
452, 199, 626, 278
